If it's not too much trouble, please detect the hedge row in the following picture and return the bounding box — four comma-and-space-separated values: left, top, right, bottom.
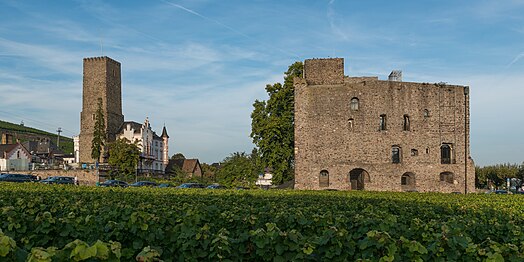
0, 183, 523, 261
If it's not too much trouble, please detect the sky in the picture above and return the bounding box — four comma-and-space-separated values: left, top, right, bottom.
0, 0, 523, 166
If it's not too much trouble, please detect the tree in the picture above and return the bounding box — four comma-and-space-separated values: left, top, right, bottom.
91, 98, 106, 163
250, 62, 303, 184
475, 163, 520, 189
216, 151, 263, 187
171, 153, 186, 160
107, 138, 140, 178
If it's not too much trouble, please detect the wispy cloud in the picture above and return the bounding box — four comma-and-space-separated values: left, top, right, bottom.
508, 52, 524, 67
160, 0, 299, 58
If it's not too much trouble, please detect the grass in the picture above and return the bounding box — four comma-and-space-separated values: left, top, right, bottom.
0, 119, 74, 154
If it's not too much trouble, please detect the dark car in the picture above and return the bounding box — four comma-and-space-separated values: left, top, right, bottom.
176, 183, 206, 189
129, 181, 158, 187
485, 190, 512, 195
0, 174, 37, 183
40, 176, 75, 185
206, 184, 226, 189
157, 183, 172, 188
99, 180, 129, 187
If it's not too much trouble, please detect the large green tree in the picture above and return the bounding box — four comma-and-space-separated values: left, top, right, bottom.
251, 62, 303, 184
216, 151, 263, 187
91, 98, 106, 163
107, 138, 140, 178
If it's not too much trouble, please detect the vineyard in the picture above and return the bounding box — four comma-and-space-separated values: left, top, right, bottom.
0, 184, 523, 261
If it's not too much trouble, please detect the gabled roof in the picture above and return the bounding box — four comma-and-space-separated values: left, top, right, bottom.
0, 144, 18, 155
166, 158, 201, 175
118, 121, 143, 134
0, 143, 31, 159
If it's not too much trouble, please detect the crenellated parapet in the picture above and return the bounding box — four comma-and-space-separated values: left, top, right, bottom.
304, 58, 344, 85
83, 56, 121, 66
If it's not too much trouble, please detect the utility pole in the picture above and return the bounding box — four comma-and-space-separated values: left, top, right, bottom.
56, 127, 62, 148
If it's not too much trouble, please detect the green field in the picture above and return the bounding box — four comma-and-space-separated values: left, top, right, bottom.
0, 120, 73, 154
0, 184, 523, 261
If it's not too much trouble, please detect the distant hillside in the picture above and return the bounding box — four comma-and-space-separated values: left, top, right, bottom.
0, 120, 74, 154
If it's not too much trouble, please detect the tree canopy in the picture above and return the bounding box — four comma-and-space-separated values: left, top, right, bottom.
475, 163, 521, 189
107, 138, 140, 179
216, 150, 263, 187
250, 62, 303, 184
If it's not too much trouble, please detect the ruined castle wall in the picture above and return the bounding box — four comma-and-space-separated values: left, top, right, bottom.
294, 58, 475, 193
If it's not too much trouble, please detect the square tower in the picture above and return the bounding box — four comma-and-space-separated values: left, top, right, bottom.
79, 56, 124, 163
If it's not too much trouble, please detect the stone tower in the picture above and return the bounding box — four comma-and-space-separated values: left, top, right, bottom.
79, 56, 124, 163
161, 125, 169, 166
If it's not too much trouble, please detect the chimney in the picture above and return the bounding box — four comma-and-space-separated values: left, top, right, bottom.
388, 70, 402, 82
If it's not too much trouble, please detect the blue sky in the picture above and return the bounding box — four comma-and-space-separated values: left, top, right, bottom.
0, 0, 523, 166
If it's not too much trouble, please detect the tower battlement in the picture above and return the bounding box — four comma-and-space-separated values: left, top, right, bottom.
83, 56, 121, 66
304, 58, 344, 85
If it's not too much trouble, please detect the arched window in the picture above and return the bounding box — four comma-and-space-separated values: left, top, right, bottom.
440, 172, 454, 183
350, 97, 359, 111
379, 114, 387, 130
319, 170, 329, 187
441, 143, 452, 164
403, 115, 410, 131
348, 118, 354, 130
392, 146, 401, 163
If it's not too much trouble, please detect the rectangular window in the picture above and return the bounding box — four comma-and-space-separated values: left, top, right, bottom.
392, 146, 401, 163
380, 114, 387, 131
403, 115, 410, 131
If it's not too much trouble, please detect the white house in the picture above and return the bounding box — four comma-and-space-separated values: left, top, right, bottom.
0, 143, 31, 172
117, 118, 169, 173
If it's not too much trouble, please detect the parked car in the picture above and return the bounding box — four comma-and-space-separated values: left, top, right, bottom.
0, 174, 37, 183
129, 181, 158, 187
99, 180, 129, 187
176, 183, 206, 189
157, 183, 172, 188
206, 184, 226, 189
485, 190, 512, 195
40, 176, 75, 185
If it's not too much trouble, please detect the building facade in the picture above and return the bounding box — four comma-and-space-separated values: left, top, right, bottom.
117, 118, 169, 173
294, 58, 475, 193
0, 143, 31, 171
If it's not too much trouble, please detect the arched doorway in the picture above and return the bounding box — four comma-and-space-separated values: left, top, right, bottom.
401, 172, 416, 191
349, 168, 369, 190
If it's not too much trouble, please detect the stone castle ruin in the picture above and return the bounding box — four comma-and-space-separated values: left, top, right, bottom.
294, 58, 475, 193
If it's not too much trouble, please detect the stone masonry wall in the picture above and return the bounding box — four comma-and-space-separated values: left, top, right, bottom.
18, 169, 100, 185
294, 58, 475, 193
79, 57, 124, 163
304, 58, 344, 85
